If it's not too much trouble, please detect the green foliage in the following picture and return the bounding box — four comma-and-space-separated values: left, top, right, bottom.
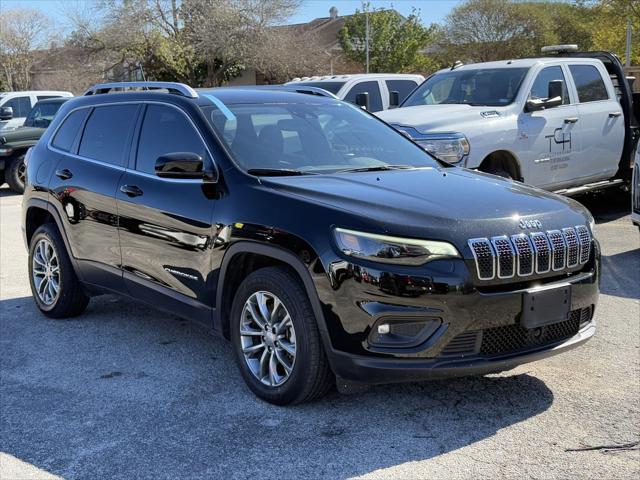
338, 6, 438, 73
440, 0, 638, 66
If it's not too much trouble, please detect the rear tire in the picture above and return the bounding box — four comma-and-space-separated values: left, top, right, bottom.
28, 223, 89, 318
230, 266, 333, 405
5, 154, 26, 194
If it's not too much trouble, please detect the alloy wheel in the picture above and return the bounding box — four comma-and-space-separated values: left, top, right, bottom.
32, 238, 60, 306
240, 291, 297, 387
17, 161, 26, 185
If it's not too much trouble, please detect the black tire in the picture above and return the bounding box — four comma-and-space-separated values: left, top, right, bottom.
488, 169, 513, 180
5, 154, 26, 194
230, 266, 333, 405
28, 223, 89, 318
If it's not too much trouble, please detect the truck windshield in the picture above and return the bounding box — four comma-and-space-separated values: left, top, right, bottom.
200, 99, 441, 174
403, 67, 529, 107
24, 102, 63, 128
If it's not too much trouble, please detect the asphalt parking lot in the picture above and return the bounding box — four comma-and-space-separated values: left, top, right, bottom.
1, 186, 638, 480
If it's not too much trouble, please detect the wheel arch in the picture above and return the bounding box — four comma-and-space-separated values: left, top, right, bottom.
215, 241, 335, 362
479, 150, 523, 181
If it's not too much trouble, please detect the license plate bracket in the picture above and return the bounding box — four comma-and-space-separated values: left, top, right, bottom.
521, 286, 571, 329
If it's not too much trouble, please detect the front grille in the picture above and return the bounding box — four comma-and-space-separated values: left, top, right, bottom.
468, 226, 591, 281
479, 307, 591, 356
440, 331, 480, 356
440, 306, 593, 358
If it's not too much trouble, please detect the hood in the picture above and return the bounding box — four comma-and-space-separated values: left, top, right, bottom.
261, 168, 591, 250
376, 104, 507, 134
0, 126, 45, 144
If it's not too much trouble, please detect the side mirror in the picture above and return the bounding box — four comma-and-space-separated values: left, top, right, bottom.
389, 90, 400, 108
0, 107, 13, 121
354, 92, 370, 111
548, 80, 564, 102
155, 152, 216, 181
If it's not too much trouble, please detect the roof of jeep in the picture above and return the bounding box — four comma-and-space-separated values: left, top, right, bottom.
196, 87, 339, 105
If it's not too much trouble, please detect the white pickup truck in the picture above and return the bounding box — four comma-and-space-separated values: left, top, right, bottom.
377, 46, 639, 195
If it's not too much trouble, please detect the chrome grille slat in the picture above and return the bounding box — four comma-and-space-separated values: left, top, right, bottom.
562, 227, 579, 267
468, 238, 495, 280
530, 232, 551, 273
510, 234, 534, 276
491, 236, 515, 278
547, 230, 567, 271
468, 226, 591, 282
575, 225, 591, 264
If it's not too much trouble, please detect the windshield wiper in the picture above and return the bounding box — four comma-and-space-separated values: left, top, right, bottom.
247, 168, 316, 177
335, 165, 415, 173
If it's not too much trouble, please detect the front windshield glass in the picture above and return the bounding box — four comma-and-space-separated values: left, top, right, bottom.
24, 102, 63, 128
200, 100, 441, 174
402, 67, 529, 107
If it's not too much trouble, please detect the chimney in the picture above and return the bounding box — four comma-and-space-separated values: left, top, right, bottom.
329, 6, 338, 19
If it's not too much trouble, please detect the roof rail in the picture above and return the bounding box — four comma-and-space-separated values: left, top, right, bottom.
251, 85, 338, 99
84, 81, 199, 99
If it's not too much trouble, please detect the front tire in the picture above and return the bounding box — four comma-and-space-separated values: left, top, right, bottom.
230, 266, 333, 405
5, 154, 26, 194
28, 223, 89, 318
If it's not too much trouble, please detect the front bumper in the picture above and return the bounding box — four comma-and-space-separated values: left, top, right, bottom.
331, 322, 594, 384
317, 244, 600, 383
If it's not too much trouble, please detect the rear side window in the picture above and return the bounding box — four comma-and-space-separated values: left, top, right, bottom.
136, 104, 208, 174
344, 81, 383, 112
385, 80, 418, 104
569, 65, 609, 103
3, 96, 32, 117
52, 109, 89, 152
79, 105, 138, 166
37, 95, 59, 101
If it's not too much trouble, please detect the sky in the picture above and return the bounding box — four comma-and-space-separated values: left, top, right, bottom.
1, 0, 463, 29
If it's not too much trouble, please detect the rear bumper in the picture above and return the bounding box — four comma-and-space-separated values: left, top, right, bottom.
331, 322, 595, 384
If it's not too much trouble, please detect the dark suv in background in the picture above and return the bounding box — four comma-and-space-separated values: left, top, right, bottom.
1, 97, 69, 193
22, 82, 599, 405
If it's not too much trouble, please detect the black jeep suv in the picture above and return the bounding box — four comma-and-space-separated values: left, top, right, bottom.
22, 81, 599, 405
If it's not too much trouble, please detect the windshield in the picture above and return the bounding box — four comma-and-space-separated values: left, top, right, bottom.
286, 81, 345, 95
402, 67, 529, 107
24, 102, 63, 128
200, 100, 441, 174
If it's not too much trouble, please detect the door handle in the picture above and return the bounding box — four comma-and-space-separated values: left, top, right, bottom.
609, 111, 622, 118
55, 168, 73, 180
119, 185, 143, 197
564, 117, 579, 124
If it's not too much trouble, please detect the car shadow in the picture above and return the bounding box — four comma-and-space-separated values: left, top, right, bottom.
574, 188, 631, 224
1, 295, 554, 479
600, 248, 640, 300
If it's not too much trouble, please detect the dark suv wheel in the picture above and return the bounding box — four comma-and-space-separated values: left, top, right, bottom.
230, 266, 333, 405
5, 154, 26, 194
28, 223, 89, 318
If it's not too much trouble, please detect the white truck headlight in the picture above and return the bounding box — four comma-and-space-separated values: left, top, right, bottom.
414, 133, 470, 164
334, 228, 460, 266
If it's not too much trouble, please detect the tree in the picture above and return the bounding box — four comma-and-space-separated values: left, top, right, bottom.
0, 8, 52, 90
590, 0, 640, 64
338, 6, 438, 73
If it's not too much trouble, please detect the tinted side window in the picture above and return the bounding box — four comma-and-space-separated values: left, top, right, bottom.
385, 80, 418, 104
529, 66, 569, 105
344, 81, 383, 112
136, 104, 208, 174
569, 65, 609, 103
52, 109, 89, 152
37, 95, 59, 101
3, 96, 32, 117
79, 105, 138, 166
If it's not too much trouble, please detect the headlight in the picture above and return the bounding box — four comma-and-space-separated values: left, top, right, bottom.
414, 133, 469, 163
334, 228, 460, 265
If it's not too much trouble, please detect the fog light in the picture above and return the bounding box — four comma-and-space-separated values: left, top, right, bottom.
377, 324, 390, 335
